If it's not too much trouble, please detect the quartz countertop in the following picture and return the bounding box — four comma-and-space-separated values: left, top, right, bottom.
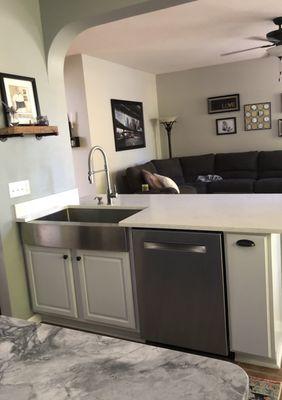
83, 193, 282, 234
16, 192, 282, 234
0, 316, 248, 400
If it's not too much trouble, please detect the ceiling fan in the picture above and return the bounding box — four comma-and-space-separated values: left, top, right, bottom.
221, 16, 282, 57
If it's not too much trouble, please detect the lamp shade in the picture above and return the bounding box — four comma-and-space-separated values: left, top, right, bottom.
159, 116, 177, 123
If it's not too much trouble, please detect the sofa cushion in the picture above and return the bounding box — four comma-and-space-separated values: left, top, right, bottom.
152, 158, 185, 185
215, 151, 258, 179
209, 179, 254, 193
254, 178, 282, 193
126, 161, 157, 193
180, 154, 215, 182
258, 151, 282, 178
184, 181, 208, 194
179, 184, 197, 194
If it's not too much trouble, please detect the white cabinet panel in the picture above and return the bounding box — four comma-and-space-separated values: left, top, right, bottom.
77, 250, 136, 329
225, 234, 271, 357
25, 246, 77, 318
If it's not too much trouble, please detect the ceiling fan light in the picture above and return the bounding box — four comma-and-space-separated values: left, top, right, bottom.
267, 44, 282, 57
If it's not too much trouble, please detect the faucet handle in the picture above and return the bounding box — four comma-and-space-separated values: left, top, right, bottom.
94, 196, 103, 205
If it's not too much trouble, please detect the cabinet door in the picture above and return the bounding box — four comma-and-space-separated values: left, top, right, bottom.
77, 250, 136, 329
25, 246, 77, 318
225, 234, 271, 357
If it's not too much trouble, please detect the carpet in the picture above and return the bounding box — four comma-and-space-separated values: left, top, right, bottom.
249, 376, 282, 399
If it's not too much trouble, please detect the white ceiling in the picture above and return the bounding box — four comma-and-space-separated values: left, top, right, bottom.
67, 0, 282, 74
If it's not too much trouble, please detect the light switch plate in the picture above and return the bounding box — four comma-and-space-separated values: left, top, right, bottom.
9, 180, 30, 198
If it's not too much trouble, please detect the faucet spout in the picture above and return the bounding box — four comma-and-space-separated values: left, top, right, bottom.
87, 146, 116, 205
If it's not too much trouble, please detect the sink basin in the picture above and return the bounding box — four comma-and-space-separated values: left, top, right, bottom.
37, 208, 141, 224
19, 207, 142, 252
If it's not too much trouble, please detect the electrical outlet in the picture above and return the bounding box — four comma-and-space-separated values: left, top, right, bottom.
9, 180, 30, 198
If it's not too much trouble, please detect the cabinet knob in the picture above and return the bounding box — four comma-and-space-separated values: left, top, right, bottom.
236, 239, 255, 247
63, 254, 68, 260
76, 256, 82, 261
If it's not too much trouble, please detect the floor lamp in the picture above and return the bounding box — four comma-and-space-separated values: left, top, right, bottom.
159, 117, 177, 159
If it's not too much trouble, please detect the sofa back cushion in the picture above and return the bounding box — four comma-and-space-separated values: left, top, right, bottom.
258, 151, 282, 178
180, 154, 215, 182
215, 151, 258, 179
152, 158, 185, 185
126, 161, 157, 193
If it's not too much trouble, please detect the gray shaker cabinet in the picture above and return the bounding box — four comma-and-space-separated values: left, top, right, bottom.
25, 246, 78, 318
77, 250, 136, 329
25, 246, 136, 330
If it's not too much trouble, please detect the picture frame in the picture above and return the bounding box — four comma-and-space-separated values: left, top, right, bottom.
216, 117, 237, 135
278, 119, 282, 137
208, 94, 240, 114
244, 102, 271, 131
0, 73, 41, 126
111, 99, 146, 152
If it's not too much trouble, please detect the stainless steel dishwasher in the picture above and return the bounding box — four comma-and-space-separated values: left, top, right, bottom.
132, 229, 229, 356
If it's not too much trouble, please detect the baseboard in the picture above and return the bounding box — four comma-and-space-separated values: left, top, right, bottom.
235, 352, 281, 369
40, 314, 143, 343
28, 314, 42, 323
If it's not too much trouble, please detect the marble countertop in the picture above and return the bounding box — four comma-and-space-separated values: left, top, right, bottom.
0, 316, 248, 400
16, 191, 282, 233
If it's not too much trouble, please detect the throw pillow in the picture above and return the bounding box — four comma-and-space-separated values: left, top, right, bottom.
154, 173, 180, 194
142, 169, 163, 190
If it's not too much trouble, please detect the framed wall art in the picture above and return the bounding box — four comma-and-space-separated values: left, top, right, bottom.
0, 73, 41, 126
208, 94, 240, 114
244, 102, 271, 131
278, 119, 282, 137
111, 99, 146, 152
216, 117, 237, 135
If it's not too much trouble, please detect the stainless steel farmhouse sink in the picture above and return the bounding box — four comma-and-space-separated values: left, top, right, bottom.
19, 207, 142, 252
37, 208, 141, 224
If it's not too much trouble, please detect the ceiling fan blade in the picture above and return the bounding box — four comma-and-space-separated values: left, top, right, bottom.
247, 36, 271, 43
221, 44, 274, 56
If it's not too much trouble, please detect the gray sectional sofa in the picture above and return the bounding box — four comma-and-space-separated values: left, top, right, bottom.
124, 150, 282, 194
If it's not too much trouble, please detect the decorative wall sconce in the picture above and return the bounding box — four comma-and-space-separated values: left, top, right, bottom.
159, 116, 177, 159
68, 113, 81, 148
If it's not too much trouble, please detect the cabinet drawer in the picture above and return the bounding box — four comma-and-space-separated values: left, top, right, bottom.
225, 234, 271, 357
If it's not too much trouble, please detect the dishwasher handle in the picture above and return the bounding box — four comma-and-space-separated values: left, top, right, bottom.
144, 241, 207, 254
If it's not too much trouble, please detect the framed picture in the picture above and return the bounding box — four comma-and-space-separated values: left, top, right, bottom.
278, 119, 282, 137
208, 94, 240, 114
216, 117, 237, 135
111, 99, 146, 151
244, 102, 271, 131
0, 73, 40, 126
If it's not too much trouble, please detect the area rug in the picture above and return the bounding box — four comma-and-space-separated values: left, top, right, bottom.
249, 376, 282, 399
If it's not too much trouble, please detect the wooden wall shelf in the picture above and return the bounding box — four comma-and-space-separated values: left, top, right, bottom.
0, 125, 59, 141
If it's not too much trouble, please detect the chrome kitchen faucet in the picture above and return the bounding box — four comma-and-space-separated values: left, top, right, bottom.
88, 146, 116, 205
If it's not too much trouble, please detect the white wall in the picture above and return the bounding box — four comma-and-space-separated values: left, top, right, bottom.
64, 56, 93, 198
157, 57, 282, 158
65, 54, 161, 193
0, 0, 76, 318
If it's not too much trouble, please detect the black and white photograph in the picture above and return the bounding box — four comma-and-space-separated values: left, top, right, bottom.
111, 99, 146, 151
0, 73, 40, 126
216, 117, 237, 135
